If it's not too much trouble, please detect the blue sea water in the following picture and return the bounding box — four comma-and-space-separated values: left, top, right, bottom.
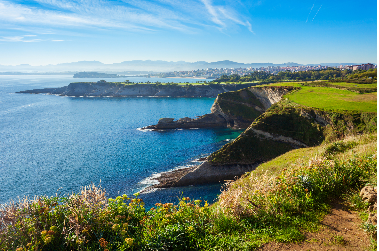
0, 75, 241, 208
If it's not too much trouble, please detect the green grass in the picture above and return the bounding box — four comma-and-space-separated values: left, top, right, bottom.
327, 82, 377, 89
283, 86, 377, 112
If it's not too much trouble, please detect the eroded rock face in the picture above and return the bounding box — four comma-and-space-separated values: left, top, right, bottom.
248, 86, 293, 110
360, 185, 377, 226
143, 86, 297, 131
174, 161, 259, 187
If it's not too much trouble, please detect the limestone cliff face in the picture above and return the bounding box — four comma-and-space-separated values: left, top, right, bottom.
145, 86, 297, 130
210, 86, 297, 129
249, 86, 292, 110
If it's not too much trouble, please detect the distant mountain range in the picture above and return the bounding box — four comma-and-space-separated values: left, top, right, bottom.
0, 60, 367, 73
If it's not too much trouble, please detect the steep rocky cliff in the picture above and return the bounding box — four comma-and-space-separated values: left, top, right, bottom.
173, 87, 377, 187
144, 86, 296, 130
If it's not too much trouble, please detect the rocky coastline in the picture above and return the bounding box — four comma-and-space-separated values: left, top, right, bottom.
16, 81, 257, 98
141, 86, 299, 189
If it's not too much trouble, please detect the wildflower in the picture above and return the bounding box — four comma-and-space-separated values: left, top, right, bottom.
125, 238, 134, 246
44, 236, 53, 244
187, 226, 194, 232
49, 226, 58, 232
99, 238, 108, 248
16, 248, 24, 251
122, 194, 129, 200
305, 188, 309, 192
112, 224, 120, 231
194, 200, 202, 204
133, 192, 140, 197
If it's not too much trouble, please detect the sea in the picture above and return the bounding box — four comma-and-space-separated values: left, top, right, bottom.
0, 75, 242, 208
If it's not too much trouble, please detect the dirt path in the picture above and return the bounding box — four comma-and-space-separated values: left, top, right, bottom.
258, 202, 371, 251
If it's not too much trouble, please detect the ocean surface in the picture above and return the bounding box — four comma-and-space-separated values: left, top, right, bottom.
0, 75, 242, 208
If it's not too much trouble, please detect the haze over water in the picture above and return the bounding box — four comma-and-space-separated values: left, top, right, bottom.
0, 75, 242, 208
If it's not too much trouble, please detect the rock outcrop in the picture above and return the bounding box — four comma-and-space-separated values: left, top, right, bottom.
360, 185, 377, 226
143, 86, 296, 130
174, 162, 259, 187
143, 114, 227, 130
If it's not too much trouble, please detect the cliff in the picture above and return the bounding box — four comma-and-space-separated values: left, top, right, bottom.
144, 86, 296, 130
171, 85, 377, 186
16, 81, 258, 97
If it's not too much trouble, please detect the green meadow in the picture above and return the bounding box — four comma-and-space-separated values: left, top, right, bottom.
264, 82, 377, 113
285, 87, 377, 112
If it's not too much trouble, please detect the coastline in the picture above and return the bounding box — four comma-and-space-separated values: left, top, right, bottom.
140, 157, 208, 193
166, 77, 207, 79
140, 166, 197, 193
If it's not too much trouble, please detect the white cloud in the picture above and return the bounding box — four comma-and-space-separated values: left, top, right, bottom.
200, 0, 225, 27
23, 39, 42, 42
0, 0, 253, 34
0, 35, 42, 42
199, 0, 253, 33
0, 36, 24, 42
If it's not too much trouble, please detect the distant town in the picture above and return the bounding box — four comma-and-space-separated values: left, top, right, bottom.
147, 63, 377, 79
0, 61, 376, 79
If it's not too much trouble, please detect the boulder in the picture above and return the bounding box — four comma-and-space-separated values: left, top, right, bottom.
360, 185, 377, 226
360, 186, 377, 204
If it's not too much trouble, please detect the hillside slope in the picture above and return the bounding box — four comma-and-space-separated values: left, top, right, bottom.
174, 82, 376, 186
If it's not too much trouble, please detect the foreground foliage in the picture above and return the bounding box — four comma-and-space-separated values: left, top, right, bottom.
0, 136, 376, 250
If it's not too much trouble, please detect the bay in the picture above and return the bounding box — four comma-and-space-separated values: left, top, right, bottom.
0, 75, 241, 208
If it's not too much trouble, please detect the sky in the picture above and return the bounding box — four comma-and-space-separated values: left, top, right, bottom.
0, 0, 377, 66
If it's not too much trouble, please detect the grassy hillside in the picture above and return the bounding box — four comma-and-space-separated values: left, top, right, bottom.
208, 82, 376, 165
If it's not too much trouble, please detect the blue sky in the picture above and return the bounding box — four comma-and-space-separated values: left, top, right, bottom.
0, 0, 377, 66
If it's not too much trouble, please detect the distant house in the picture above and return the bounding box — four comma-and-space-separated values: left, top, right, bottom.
347, 63, 376, 71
